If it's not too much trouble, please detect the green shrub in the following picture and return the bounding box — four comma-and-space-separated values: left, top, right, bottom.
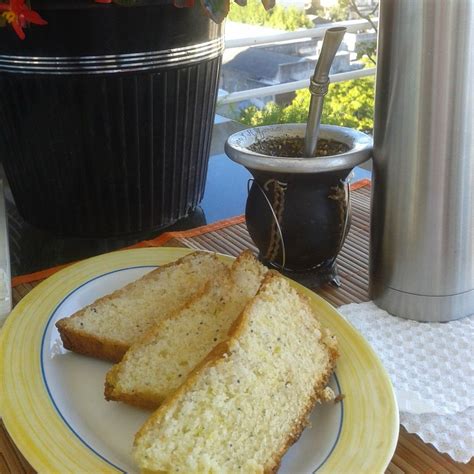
239, 76, 375, 133
228, 0, 312, 31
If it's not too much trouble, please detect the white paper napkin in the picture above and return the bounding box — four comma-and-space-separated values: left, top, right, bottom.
400, 407, 474, 464
338, 301, 474, 463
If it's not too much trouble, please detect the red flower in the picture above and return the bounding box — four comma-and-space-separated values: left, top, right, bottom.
0, 0, 47, 40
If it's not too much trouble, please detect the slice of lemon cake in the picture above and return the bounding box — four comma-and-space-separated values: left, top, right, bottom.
133, 272, 339, 473
56, 252, 228, 362
105, 251, 268, 408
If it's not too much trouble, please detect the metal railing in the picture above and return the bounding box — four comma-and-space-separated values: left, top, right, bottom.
219, 18, 377, 105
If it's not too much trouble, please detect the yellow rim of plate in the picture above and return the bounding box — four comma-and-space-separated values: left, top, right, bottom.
0, 247, 398, 473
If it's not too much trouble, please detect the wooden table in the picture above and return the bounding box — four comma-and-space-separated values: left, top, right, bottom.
1, 185, 473, 473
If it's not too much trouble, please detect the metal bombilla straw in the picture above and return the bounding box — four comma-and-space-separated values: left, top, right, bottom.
304, 27, 347, 157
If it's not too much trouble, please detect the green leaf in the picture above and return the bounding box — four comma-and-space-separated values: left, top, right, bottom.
234, 0, 247, 6
201, 0, 229, 23
0, 16, 6, 28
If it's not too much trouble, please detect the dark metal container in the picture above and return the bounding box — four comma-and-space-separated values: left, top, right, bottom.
0, 0, 223, 237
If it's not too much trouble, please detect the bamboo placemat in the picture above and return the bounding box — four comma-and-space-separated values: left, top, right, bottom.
2, 184, 473, 473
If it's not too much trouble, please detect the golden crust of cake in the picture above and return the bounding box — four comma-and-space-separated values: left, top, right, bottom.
104, 250, 268, 408
133, 272, 339, 473
56, 251, 228, 362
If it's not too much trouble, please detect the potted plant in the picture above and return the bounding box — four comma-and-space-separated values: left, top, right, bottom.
0, 0, 272, 237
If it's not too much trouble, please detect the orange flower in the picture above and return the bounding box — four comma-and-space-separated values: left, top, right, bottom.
0, 0, 47, 40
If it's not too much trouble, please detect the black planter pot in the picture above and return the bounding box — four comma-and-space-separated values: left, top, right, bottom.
0, 0, 223, 237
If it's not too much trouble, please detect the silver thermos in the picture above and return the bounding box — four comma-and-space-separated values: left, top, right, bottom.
370, 0, 474, 322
